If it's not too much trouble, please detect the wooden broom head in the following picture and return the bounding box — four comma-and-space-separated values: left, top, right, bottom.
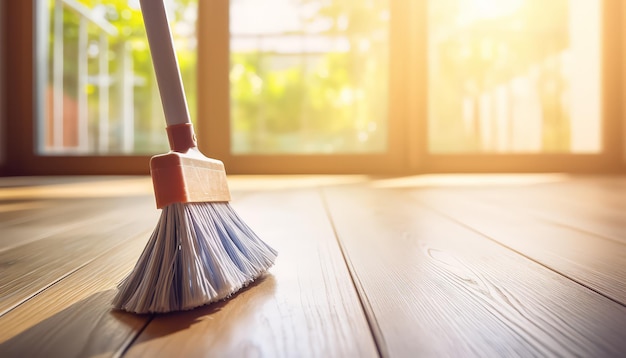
150, 123, 231, 209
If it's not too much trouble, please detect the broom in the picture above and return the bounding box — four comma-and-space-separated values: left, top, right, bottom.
112, 0, 277, 314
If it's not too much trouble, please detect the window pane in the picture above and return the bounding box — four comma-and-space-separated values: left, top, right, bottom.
38, 0, 197, 155
230, 0, 389, 154
428, 0, 601, 153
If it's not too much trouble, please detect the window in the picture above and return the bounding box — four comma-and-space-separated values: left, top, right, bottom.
200, 0, 621, 173
428, 0, 601, 154
229, 0, 389, 155
4, 0, 624, 175
416, 0, 622, 172
39, 0, 197, 155
199, 0, 405, 173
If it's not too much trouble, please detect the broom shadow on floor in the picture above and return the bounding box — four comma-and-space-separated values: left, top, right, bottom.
0, 274, 275, 358
127, 273, 276, 346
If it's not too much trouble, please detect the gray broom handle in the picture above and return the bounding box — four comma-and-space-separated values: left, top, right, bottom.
139, 0, 191, 126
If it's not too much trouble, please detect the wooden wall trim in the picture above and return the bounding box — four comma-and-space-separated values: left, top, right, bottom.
601, 0, 624, 168
5, 0, 34, 176
0, 0, 7, 176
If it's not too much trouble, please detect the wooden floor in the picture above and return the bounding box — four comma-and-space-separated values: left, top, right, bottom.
0, 175, 625, 357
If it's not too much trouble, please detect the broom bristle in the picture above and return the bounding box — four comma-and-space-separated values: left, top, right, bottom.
112, 202, 277, 314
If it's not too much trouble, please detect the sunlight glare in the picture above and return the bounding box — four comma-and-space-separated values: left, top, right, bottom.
371, 174, 570, 189
231, 0, 301, 35
461, 0, 524, 22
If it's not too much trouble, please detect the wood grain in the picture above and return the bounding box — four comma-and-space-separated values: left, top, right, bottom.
0, 177, 155, 251
461, 179, 626, 245
125, 189, 378, 358
0, 197, 149, 252
2, 175, 626, 358
0, 233, 152, 357
323, 185, 626, 357
0, 195, 159, 315
412, 188, 626, 305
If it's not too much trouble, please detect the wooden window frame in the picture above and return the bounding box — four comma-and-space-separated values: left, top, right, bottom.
197, 0, 409, 174
4, 0, 149, 175
407, 0, 625, 174
2, 0, 624, 175
200, 0, 625, 174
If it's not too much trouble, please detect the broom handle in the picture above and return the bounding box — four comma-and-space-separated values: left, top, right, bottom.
139, 0, 190, 127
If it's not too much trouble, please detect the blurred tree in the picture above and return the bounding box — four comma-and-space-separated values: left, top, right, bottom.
50, 0, 197, 152
430, 0, 570, 152
230, 0, 389, 154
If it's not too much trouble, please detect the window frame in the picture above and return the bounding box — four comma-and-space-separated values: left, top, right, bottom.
197, 0, 409, 174
3, 0, 624, 175
407, 0, 625, 174
5, 0, 150, 175
200, 0, 625, 174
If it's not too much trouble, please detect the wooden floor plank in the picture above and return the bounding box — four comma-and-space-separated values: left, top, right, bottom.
0, 197, 150, 252
460, 179, 626, 246
0, 231, 153, 357
124, 189, 378, 358
3, 175, 626, 358
323, 185, 626, 357
413, 188, 626, 305
0, 177, 156, 252
0, 195, 159, 315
